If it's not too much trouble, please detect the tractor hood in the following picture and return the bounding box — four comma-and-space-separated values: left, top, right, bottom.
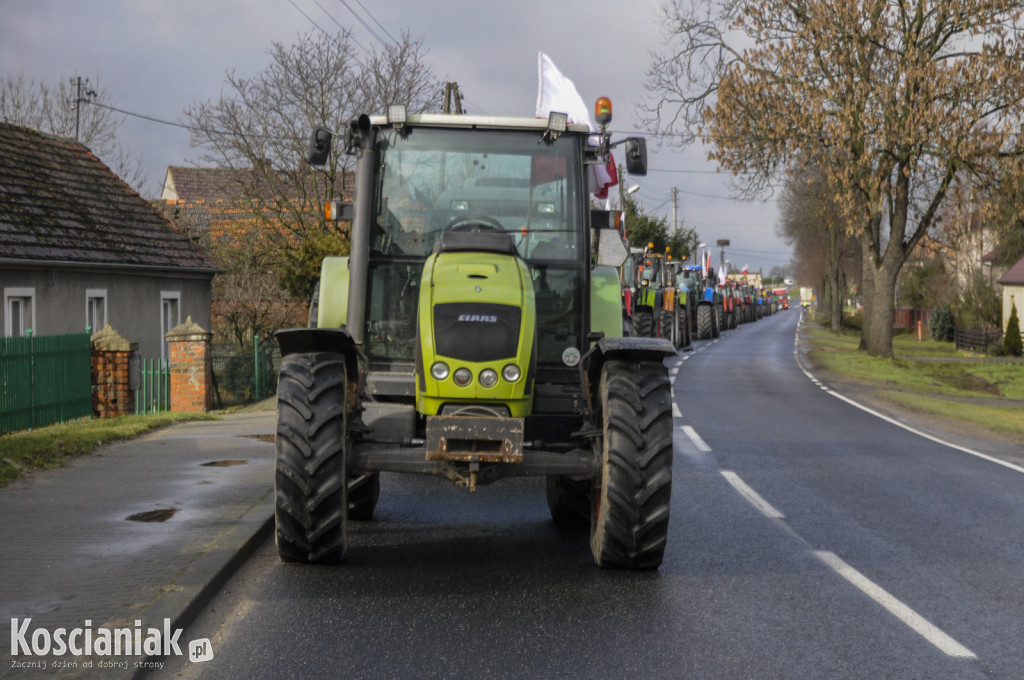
415, 230, 536, 416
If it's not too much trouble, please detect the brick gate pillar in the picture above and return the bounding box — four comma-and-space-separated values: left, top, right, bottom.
91, 324, 138, 418
166, 316, 213, 413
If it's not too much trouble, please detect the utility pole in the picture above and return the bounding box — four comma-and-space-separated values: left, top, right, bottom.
671, 187, 678, 236
618, 163, 631, 242
717, 239, 730, 271
71, 76, 96, 142
443, 82, 464, 114
617, 164, 625, 209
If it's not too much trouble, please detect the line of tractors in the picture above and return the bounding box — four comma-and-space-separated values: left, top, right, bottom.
620, 243, 788, 348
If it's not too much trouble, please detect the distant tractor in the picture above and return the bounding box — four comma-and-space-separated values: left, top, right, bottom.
678, 265, 719, 340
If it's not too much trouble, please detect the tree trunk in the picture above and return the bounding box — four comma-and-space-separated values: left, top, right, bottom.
858, 221, 878, 351
859, 237, 902, 358
830, 268, 843, 333
828, 221, 843, 333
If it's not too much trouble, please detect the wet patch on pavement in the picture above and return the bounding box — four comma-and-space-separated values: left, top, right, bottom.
127, 508, 179, 523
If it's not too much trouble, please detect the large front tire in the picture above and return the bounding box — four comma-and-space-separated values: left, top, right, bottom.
546, 475, 592, 525
696, 304, 713, 340
590, 359, 673, 570
679, 306, 691, 348
348, 473, 380, 520
670, 307, 681, 348
631, 309, 653, 338
275, 352, 349, 563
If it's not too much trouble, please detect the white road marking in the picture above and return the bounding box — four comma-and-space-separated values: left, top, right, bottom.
717, 468, 978, 659
681, 425, 711, 452
794, 354, 1024, 476
814, 551, 977, 659
720, 470, 785, 519
672, 403, 682, 418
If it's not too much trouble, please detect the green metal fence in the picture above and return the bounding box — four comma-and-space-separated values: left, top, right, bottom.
0, 331, 92, 435
135, 358, 171, 414
211, 335, 280, 409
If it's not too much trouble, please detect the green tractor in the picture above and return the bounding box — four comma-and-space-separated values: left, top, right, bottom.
658, 257, 691, 350
274, 102, 675, 570
626, 243, 660, 338
678, 264, 720, 340
625, 244, 687, 350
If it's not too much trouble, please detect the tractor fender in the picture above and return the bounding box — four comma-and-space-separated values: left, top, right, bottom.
275, 327, 364, 385
315, 257, 350, 329
579, 336, 675, 425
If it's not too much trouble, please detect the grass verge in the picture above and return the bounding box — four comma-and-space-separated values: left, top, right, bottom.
875, 390, 1024, 439
0, 412, 218, 487
802, 323, 1024, 442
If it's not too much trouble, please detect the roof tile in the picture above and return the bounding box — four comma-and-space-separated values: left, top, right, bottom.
0, 123, 217, 272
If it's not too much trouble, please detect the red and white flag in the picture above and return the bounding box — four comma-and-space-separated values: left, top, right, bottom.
536, 52, 617, 198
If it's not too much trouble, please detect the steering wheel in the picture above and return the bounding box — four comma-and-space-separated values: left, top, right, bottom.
442, 213, 506, 233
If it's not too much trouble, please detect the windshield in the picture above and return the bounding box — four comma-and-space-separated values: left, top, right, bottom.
678, 269, 702, 289
364, 126, 586, 367
374, 127, 582, 260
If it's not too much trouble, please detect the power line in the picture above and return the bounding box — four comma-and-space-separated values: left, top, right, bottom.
310, 0, 370, 57
287, 0, 331, 38
674, 187, 740, 201
336, 0, 389, 48
289, 0, 368, 68
352, 0, 399, 45
89, 100, 299, 142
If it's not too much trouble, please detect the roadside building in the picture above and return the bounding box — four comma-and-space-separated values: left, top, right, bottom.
0, 123, 218, 362
997, 255, 1024, 340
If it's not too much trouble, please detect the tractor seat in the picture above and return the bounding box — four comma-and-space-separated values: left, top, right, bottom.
435, 230, 517, 256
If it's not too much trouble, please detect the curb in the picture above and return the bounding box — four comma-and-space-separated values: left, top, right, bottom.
131, 493, 274, 677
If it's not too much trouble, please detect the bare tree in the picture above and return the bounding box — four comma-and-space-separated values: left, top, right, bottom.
778, 159, 860, 330
181, 29, 441, 299
0, 72, 147, 192
643, 0, 1024, 357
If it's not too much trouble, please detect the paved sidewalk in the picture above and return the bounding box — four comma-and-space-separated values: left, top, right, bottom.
0, 412, 277, 679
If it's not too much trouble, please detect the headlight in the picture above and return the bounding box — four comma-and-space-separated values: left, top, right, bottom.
430, 362, 450, 380
479, 369, 498, 388
502, 364, 521, 382
453, 367, 473, 387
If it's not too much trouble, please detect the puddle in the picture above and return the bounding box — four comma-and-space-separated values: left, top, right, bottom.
201, 459, 248, 467
239, 434, 276, 443
127, 508, 178, 523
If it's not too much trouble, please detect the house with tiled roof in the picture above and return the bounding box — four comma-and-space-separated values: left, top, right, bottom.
0, 123, 219, 362
157, 164, 353, 235
154, 164, 353, 345
998, 255, 1024, 340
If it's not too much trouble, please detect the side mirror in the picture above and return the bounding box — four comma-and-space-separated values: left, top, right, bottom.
307, 127, 333, 166
624, 137, 647, 176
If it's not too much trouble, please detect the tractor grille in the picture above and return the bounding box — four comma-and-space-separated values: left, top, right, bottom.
433, 302, 521, 362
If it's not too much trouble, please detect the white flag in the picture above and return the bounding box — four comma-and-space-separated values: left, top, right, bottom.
535, 52, 616, 198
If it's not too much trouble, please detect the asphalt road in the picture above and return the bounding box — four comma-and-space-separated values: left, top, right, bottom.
151, 309, 1024, 680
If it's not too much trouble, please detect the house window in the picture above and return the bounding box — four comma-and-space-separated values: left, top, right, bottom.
4, 287, 36, 337
160, 292, 181, 366
86, 289, 107, 334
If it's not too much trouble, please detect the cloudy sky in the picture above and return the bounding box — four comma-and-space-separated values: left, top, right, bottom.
1, 0, 792, 273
